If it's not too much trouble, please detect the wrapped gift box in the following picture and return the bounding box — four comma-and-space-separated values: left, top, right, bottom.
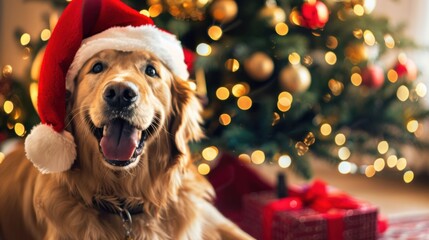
242, 181, 379, 240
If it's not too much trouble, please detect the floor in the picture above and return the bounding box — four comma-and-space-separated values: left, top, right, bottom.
251, 158, 429, 218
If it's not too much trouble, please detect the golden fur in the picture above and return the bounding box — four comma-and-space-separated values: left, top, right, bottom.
0, 50, 253, 239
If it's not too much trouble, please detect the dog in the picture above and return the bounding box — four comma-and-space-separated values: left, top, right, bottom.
0, 49, 253, 239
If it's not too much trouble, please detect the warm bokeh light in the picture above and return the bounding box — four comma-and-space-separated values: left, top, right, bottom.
363, 30, 375, 46
365, 165, 376, 177
148, 4, 162, 18
397, 85, 409, 102
324, 51, 337, 65
351, 73, 362, 86
407, 120, 419, 133
396, 157, 407, 171
338, 161, 352, 174
251, 150, 265, 164
139, 9, 150, 17
20, 33, 31, 46
40, 29, 51, 41
403, 170, 414, 183
188, 81, 197, 91
14, 123, 25, 136
238, 153, 251, 163
353, 4, 365, 16
196, 43, 212, 56
237, 96, 252, 110
278, 155, 292, 168
0, 152, 4, 164
3, 100, 14, 114
198, 163, 211, 175
326, 36, 338, 49
288, 52, 301, 65
377, 141, 389, 154
216, 87, 230, 100
275, 22, 289, 36
232, 83, 249, 97
202, 146, 219, 161
219, 113, 231, 126
335, 133, 346, 146
415, 83, 427, 97
387, 155, 398, 168
353, 29, 363, 39
338, 146, 351, 160
320, 123, 332, 136
2, 65, 13, 77
272, 112, 281, 126
208, 25, 223, 40
384, 34, 395, 48
387, 69, 398, 83
225, 58, 240, 72
374, 158, 385, 172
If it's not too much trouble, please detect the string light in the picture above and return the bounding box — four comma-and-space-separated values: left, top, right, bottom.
148, 4, 162, 18
351, 73, 362, 86
320, 123, 332, 136
3, 100, 14, 114
377, 141, 389, 154
374, 158, 385, 172
384, 34, 395, 48
278, 155, 291, 168
338, 161, 352, 174
208, 25, 223, 40
202, 146, 219, 161
196, 43, 212, 56
353, 4, 365, 16
238, 154, 251, 163
288, 52, 300, 65
324, 51, 337, 65
225, 58, 240, 72
403, 170, 414, 183
363, 0, 376, 13
14, 123, 25, 136
219, 113, 231, 126
397, 85, 409, 102
338, 146, 351, 160
387, 69, 398, 83
216, 87, 230, 100
407, 120, 419, 133
20, 33, 31, 46
40, 29, 51, 41
198, 163, 211, 175
251, 150, 265, 164
365, 165, 376, 177
415, 83, 427, 97
386, 155, 398, 168
363, 30, 376, 46
275, 22, 289, 36
396, 157, 407, 171
237, 96, 252, 110
335, 133, 346, 146
232, 83, 249, 97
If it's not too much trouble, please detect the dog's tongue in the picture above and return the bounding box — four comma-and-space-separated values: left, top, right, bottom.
100, 119, 138, 161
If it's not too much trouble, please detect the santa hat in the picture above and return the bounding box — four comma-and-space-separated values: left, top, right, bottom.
25, 0, 191, 174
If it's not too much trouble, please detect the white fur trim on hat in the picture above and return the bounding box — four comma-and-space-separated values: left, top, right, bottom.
25, 124, 76, 174
66, 25, 189, 92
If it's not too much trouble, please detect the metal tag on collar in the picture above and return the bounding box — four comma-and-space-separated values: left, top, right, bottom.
119, 207, 135, 240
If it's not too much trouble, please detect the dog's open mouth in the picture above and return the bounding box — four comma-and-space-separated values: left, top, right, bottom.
93, 118, 148, 167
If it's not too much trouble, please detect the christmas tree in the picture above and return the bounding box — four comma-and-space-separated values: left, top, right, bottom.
2, 0, 428, 181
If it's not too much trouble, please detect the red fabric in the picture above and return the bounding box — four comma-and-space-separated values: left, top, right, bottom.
262, 197, 302, 240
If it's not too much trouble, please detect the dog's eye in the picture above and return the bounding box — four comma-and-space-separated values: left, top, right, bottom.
90, 62, 104, 74
145, 65, 158, 77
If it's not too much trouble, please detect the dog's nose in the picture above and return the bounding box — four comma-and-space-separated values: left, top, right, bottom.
103, 82, 138, 108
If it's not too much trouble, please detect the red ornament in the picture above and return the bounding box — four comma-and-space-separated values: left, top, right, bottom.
394, 58, 417, 81
361, 65, 385, 89
301, 1, 329, 29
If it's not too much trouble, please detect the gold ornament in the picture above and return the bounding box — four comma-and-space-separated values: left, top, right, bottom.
345, 43, 368, 64
279, 64, 311, 93
164, 0, 213, 20
259, 1, 286, 27
210, 0, 238, 23
244, 52, 274, 81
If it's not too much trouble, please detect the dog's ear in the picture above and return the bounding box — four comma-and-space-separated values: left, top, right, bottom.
170, 76, 204, 162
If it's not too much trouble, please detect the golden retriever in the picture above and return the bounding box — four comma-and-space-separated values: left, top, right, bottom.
0, 49, 253, 240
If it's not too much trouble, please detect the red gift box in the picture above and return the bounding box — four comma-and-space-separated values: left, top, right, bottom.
242, 180, 379, 240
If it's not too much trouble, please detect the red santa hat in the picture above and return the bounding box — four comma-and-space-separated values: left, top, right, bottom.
25, 0, 191, 174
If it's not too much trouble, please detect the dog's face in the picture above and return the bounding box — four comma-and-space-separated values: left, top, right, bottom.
71, 49, 199, 171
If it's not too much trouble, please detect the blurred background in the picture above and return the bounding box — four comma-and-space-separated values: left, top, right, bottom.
1, 0, 429, 238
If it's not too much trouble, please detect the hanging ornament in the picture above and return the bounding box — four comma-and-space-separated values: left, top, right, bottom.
164, 0, 213, 20
244, 52, 274, 81
279, 64, 311, 93
259, 0, 286, 27
345, 43, 368, 64
361, 64, 384, 89
394, 54, 418, 81
210, 0, 238, 23
300, 0, 329, 29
